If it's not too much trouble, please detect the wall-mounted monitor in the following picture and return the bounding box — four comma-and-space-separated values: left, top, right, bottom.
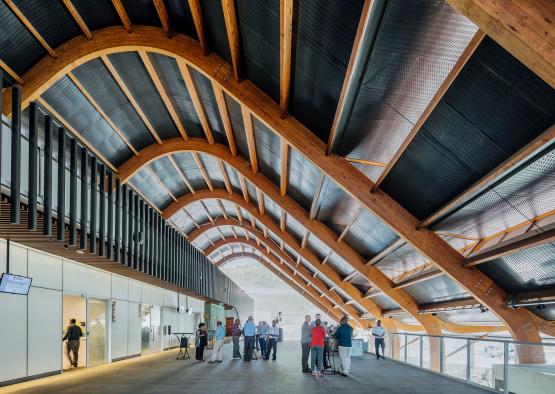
0, 273, 32, 295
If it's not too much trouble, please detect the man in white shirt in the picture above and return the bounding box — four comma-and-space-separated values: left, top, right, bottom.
264, 321, 279, 360
372, 320, 386, 360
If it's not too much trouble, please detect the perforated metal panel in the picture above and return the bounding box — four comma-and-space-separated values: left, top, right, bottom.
149, 53, 204, 139
188, 66, 227, 145
337, 0, 477, 171
107, 52, 180, 140
343, 210, 398, 260
42, 76, 133, 166
72, 59, 156, 151
224, 93, 249, 160
165, 0, 197, 38
315, 177, 358, 236
129, 168, 172, 209
404, 275, 468, 304
290, 0, 365, 142
197, 153, 225, 190
287, 149, 320, 211
480, 242, 555, 294
200, 0, 232, 63
435, 147, 555, 239
172, 152, 210, 191
223, 163, 243, 195
372, 294, 399, 310
0, 2, 46, 75
236, 0, 280, 102
72, 0, 120, 30
253, 117, 281, 186
13, 0, 81, 49
121, 0, 161, 27
382, 37, 555, 220
149, 156, 187, 198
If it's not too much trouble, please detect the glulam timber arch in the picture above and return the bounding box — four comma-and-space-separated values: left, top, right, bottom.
207, 239, 363, 328
218, 252, 346, 326
1, 26, 544, 347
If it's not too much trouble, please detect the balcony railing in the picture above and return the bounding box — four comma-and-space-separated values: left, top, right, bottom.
364, 332, 555, 394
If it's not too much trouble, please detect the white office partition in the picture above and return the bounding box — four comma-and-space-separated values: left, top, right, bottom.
0, 293, 27, 382
28, 287, 62, 376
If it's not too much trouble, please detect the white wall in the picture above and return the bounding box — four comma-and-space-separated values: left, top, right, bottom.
0, 239, 204, 384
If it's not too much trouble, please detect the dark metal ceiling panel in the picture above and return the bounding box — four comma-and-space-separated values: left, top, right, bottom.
479, 242, 555, 294
351, 162, 384, 183
172, 152, 208, 191
338, 0, 476, 161
372, 294, 399, 310
236, 0, 280, 102
187, 200, 210, 224
129, 168, 172, 208
376, 243, 427, 279
72, 59, 156, 151
121, 0, 162, 27
223, 163, 242, 195
224, 93, 249, 160
188, 66, 227, 145
198, 153, 225, 190
290, 0, 365, 142
42, 76, 133, 167
149, 53, 204, 139
343, 209, 398, 260
253, 117, 281, 186
435, 147, 555, 239
200, 0, 231, 64
149, 156, 187, 198
315, 177, 358, 235
284, 214, 306, 246
404, 275, 468, 304
171, 209, 196, 234
107, 52, 180, 140
13, 0, 81, 49
166, 0, 197, 38
72, 0, 120, 30
288, 148, 320, 211
0, 1, 46, 76
263, 195, 280, 225
382, 37, 555, 220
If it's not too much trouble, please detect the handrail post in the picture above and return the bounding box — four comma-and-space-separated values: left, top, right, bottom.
439, 337, 444, 374
503, 341, 509, 394
466, 338, 471, 384
404, 333, 408, 363
419, 336, 423, 368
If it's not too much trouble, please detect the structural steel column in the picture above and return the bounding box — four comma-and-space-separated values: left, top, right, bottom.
121, 183, 128, 265
79, 147, 88, 250
133, 194, 139, 269
139, 198, 144, 272
27, 102, 38, 230
107, 171, 114, 260
56, 128, 66, 241
127, 188, 133, 267
10, 86, 21, 224
99, 164, 106, 256
89, 156, 97, 254
43, 116, 53, 236
69, 138, 77, 246
115, 178, 121, 262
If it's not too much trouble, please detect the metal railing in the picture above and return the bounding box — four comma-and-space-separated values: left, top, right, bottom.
364, 332, 555, 393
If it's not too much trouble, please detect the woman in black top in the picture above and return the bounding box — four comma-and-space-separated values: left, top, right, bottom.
195, 323, 208, 362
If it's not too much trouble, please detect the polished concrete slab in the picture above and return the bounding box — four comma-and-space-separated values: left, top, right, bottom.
1, 342, 488, 394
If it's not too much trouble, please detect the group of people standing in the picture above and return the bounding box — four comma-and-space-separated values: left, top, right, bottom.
301, 314, 353, 377
232, 316, 280, 361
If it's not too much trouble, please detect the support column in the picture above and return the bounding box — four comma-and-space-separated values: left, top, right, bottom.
10, 86, 21, 224
69, 138, 77, 246
99, 164, 106, 256
43, 116, 53, 236
107, 171, 114, 260
127, 188, 133, 267
115, 178, 121, 262
121, 183, 128, 265
79, 148, 88, 250
133, 193, 138, 269
56, 128, 66, 241
89, 156, 97, 254
27, 102, 38, 230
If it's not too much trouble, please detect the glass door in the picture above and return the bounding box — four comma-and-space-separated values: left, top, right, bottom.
140, 305, 152, 353
87, 298, 108, 366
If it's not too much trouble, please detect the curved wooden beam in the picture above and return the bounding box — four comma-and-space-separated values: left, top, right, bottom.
162, 186, 440, 334
209, 241, 362, 328
218, 252, 345, 324
2, 26, 541, 348
200, 221, 384, 322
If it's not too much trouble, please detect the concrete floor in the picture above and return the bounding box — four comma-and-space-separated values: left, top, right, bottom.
1, 342, 488, 394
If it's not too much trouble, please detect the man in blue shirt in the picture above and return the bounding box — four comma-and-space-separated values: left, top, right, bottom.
333, 317, 353, 376
264, 321, 279, 360
209, 321, 226, 363
243, 316, 256, 361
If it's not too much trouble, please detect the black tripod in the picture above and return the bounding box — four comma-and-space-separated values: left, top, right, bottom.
322, 339, 340, 375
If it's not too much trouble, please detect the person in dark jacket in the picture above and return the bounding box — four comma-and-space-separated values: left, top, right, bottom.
63, 318, 83, 367
333, 317, 353, 377
195, 323, 208, 362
